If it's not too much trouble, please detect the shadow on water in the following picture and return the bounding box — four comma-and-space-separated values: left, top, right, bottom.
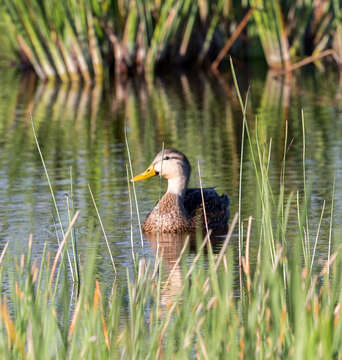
0, 66, 341, 283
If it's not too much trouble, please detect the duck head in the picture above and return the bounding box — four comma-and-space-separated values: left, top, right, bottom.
131, 148, 191, 197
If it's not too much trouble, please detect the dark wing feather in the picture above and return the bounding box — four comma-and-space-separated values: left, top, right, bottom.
184, 188, 230, 232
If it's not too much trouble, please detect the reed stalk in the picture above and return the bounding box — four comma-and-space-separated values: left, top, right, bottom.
87, 9, 103, 79
64, 21, 91, 82
179, 1, 198, 57
8, 0, 56, 79
198, 0, 224, 63
122, 1, 138, 62
250, 0, 291, 69
145, 0, 180, 74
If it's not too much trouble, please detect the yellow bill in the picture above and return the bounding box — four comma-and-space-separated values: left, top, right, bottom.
131, 165, 156, 182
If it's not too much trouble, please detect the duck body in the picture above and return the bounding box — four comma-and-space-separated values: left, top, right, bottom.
142, 192, 190, 233
132, 149, 230, 233
142, 189, 229, 233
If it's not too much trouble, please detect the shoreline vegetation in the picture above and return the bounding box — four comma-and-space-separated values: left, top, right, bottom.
1, 0, 342, 81
0, 66, 341, 358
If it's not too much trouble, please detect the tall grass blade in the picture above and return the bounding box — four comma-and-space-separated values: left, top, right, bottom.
49, 211, 80, 291
126, 164, 135, 264
328, 178, 335, 278
310, 200, 325, 273
88, 184, 117, 276
31, 114, 75, 282
124, 124, 144, 247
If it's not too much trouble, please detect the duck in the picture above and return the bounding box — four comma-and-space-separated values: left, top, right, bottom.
131, 149, 229, 233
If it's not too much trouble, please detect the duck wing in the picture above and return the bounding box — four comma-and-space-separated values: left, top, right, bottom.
183, 188, 230, 231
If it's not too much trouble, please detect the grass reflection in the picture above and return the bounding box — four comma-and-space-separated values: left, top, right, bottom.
0, 67, 340, 267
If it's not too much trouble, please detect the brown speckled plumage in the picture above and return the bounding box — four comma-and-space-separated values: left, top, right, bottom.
142, 188, 229, 233
132, 149, 230, 233
142, 193, 191, 233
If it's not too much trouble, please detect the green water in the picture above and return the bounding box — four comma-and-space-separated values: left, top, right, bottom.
0, 66, 341, 281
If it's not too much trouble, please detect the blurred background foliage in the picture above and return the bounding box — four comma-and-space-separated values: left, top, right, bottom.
1, 0, 342, 81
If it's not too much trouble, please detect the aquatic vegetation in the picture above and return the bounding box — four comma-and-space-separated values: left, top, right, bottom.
1, 0, 342, 80
0, 65, 341, 359
0, 0, 230, 80
249, 0, 340, 70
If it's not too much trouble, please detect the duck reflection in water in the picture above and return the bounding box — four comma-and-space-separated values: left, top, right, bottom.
144, 231, 225, 307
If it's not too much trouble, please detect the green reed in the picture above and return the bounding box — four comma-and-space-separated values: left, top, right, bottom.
0, 0, 231, 80
2, 0, 341, 79
0, 194, 341, 359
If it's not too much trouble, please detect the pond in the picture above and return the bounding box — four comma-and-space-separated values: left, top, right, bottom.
0, 64, 341, 286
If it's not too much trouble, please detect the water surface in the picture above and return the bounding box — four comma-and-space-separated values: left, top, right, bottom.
0, 66, 341, 283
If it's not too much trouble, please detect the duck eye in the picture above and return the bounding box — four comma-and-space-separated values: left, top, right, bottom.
164, 156, 170, 160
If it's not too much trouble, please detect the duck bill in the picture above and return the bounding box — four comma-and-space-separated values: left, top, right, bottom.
131, 165, 156, 182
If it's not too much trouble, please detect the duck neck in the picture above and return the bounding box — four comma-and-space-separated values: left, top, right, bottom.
167, 176, 188, 198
